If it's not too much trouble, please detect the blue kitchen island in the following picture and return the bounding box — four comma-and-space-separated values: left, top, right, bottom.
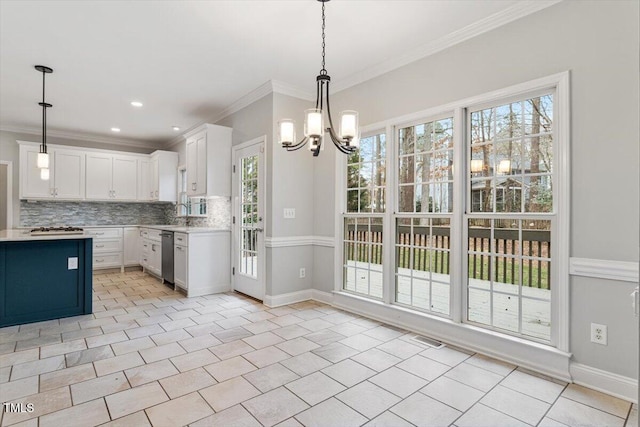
0, 230, 93, 327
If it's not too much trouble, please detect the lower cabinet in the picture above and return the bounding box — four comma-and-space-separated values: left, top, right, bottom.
173, 231, 230, 297
174, 239, 187, 290
86, 227, 123, 270
123, 227, 139, 267
139, 228, 162, 278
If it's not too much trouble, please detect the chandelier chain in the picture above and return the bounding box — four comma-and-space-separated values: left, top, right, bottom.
320, 1, 327, 75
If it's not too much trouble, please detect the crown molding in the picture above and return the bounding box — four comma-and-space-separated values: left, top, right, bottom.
271, 80, 315, 101
332, 0, 563, 93
0, 125, 162, 151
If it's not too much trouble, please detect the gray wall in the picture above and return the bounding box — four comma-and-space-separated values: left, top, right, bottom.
0, 130, 155, 226
315, 0, 639, 378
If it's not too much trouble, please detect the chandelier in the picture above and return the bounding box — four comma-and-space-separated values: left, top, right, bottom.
277, 0, 359, 156
35, 65, 53, 180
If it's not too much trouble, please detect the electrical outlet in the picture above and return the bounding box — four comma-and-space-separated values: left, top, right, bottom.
299, 268, 306, 278
284, 208, 296, 219
590, 323, 607, 345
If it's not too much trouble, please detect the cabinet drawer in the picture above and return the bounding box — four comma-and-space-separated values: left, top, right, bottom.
93, 239, 121, 253
93, 253, 122, 269
147, 229, 162, 242
175, 233, 187, 245
139, 228, 149, 239
86, 228, 122, 239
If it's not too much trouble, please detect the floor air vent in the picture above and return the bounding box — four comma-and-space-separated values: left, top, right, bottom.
410, 335, 444, 348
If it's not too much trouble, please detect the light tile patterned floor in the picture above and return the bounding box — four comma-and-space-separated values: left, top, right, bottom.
0, 270, 635, 427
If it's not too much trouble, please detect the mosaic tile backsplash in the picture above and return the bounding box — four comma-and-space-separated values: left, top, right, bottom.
19, 197, 231, 229
20, 201, 175, 227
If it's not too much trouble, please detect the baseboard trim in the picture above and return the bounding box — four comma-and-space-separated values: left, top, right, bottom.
570, 257, 639, 283
189, 284, 231, 298
264, 289, 313, 308
570, 363, 638, 403
311, 289, 334, 304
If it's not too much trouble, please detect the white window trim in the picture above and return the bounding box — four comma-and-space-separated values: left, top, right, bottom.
333, 72, 571, 378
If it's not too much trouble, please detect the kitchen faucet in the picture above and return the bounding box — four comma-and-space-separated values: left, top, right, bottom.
176, 203, 192, 227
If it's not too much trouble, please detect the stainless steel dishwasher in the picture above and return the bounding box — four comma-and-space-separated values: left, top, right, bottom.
160, 231, 174, 284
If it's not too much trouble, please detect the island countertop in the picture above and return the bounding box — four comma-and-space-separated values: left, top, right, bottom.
0, 229, 93, 242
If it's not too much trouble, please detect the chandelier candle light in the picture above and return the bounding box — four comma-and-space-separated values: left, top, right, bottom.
35, 65, 53, 180
277, 0, 359, 157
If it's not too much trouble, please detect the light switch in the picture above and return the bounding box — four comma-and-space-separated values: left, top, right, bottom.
284, 208, 296, 219
68, 257, 78, 270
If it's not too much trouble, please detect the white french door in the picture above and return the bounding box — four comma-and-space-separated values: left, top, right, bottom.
232, 137, 266, 301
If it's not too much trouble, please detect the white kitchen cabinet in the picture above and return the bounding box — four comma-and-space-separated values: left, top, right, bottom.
150, 151, 179, 202
86, 227, 123, 270
174, 241, 187, 290
138, 159, 153, 201
123, 227, 139, 267
112, 155, 138, 200
86, 153, 138, 201
173, 231, 230, 297
19, 144, 85, 200
139, 227, 162, 278
184, 124, 232, 197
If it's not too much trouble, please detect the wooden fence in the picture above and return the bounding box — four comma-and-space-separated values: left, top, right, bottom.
345, 224, 551, 289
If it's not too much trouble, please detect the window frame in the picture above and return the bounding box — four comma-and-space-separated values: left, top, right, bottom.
334, 72, 570, 353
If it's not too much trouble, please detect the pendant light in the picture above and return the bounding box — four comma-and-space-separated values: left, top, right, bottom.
35, 65, 53, 180
277, 0, 359, 157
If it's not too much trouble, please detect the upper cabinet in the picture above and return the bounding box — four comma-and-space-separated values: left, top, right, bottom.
86, 153, 138, 200
20, 144, 85, 199
184, 124, 232, 197
138, 151, 178, 202
18, 142, 179, 203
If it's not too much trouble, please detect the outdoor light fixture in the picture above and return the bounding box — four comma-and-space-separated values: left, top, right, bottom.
277, 0, 359, 157
35, 65, 53, 180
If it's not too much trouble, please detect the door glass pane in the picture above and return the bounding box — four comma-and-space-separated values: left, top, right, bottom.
240, 154, 259, 278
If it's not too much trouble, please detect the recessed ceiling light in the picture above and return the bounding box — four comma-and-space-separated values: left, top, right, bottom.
172, 126, 181, 131
111, 127, 121, 132
130, 101, 143, 107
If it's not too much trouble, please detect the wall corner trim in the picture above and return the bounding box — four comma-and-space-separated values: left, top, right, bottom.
570, 363, 638, 403
569, 257, 639, 283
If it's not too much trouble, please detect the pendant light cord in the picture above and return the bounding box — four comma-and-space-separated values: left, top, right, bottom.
320, 1, 327, 75
42, 70, 46, 151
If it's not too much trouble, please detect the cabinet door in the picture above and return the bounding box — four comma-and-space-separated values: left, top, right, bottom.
151, 157, 159, 200
86, 153, 113, 199
149, 240, 162, 275
123, 227, 139, 266
20, 146, 53, 199
174, 245, 187, 289
195, 135, 207, 195
112, 156, 138, 200
186, 137, 198, 196
138, 160, 152, 201
54, 149, 85, 199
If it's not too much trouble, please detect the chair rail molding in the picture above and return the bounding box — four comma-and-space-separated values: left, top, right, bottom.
570, 257, 639, 283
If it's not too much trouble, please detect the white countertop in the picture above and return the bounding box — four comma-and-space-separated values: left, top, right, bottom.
13, 225, 231, 236
0, 229, 92, 242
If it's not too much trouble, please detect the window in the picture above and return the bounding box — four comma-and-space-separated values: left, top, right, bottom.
395, 117, 453, 316
178, 168, 207, 217
467, 94, 554, 342
343, 133, 386, 299
339, 76, 567, 349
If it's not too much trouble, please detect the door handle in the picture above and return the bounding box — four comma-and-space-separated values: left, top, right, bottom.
254, 228, 264, 233
632, 287, 639, 317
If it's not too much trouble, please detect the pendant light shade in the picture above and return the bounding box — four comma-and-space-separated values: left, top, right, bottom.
40, 167, 50, 181
278, 119, 296, 147
37, 151, 49, 169
304, 109, 324, 138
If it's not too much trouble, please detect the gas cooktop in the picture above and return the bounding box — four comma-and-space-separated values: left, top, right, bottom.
30, 226, 85, 236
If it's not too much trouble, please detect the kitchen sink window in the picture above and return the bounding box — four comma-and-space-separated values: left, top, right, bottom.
178, 167, 206, 217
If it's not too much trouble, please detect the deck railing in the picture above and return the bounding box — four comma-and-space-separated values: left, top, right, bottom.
345, 224, 551, 289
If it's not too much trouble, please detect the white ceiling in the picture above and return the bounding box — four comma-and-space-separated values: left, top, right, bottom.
0, 0, 558, 148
